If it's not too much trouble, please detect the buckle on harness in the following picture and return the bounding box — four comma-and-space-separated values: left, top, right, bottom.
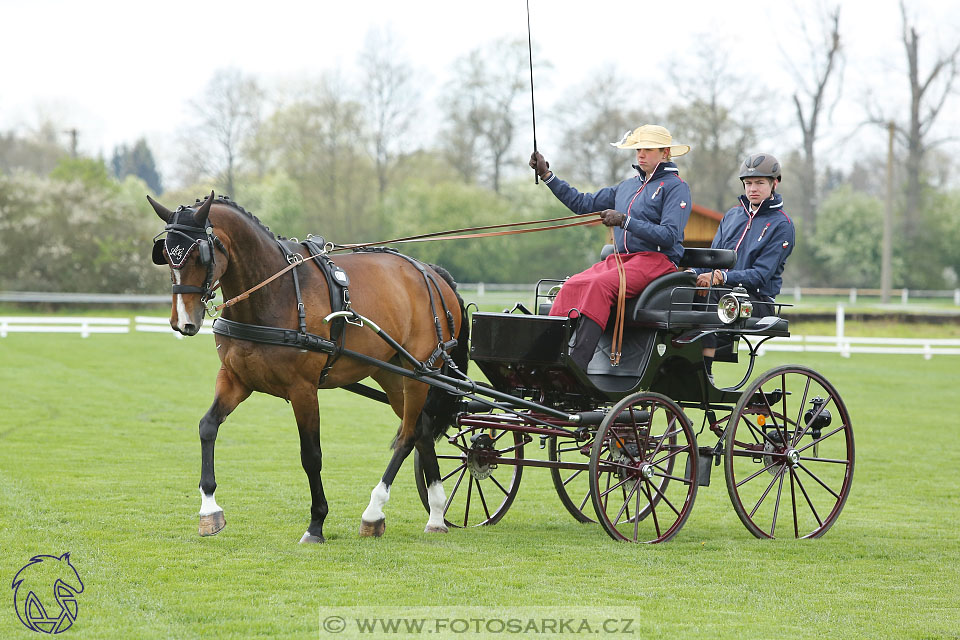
286, 252, 303, 265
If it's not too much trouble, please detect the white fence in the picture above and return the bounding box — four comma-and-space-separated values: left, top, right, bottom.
0, 316, 131, 338
2, 312, 959, 358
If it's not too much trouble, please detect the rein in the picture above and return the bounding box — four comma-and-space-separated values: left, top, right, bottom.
213, 213, 604, 313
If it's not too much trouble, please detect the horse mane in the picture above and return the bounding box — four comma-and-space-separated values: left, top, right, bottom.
183, 194, 281, 241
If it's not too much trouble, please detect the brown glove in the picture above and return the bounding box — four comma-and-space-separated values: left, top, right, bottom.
599, 209, 626, 227
529, 152, 551, 180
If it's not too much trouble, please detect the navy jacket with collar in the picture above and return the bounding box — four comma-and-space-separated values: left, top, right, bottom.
699, 193, 795, 300
544, 163, 691, 265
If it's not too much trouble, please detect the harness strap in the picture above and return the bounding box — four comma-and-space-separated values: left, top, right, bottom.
212, 317, 336, 353
608, 227, 627, 366
371, 249, 459, 372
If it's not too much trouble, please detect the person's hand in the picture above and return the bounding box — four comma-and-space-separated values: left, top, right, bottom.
599, 209, 626, 227
695, 270, 724, 296
529, 151, 551, 180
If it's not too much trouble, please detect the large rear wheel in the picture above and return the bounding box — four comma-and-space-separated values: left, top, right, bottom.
723, 365, 854, 538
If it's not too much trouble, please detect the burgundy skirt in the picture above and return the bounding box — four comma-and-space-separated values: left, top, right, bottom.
549, 251, 676, 327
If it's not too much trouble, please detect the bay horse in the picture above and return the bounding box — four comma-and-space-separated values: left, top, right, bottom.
148, 192, 468, 543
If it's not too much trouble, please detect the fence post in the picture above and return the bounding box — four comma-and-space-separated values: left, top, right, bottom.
849, 288, 857, 304
477, 282, 485, 297
794, 286, 801, 302
954, 289, 959, 306
901, 288, 909, 304
836, 304, 850, 358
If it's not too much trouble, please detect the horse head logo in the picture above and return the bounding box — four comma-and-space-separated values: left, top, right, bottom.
11, 553, 84, 634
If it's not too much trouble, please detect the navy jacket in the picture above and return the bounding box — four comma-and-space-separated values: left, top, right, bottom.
544, 163, 691, 265
698, 193, 795, 300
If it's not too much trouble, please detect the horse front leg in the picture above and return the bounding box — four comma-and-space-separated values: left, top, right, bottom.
291, 388, 328, 544
198, 368, 251, 536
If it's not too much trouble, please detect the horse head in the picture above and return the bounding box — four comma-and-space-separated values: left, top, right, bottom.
148, 191, 227, 335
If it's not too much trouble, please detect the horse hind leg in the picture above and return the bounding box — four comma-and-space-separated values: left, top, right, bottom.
416, 435, 449, 534
198, 368, 251, 536
359, 376, 428, 538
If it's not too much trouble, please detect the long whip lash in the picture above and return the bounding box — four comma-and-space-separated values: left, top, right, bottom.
526, 0, 538, 184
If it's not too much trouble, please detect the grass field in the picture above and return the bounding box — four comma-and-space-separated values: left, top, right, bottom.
1, 330, 958, 639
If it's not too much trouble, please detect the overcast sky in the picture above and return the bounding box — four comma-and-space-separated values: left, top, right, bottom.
2, 0, 958, 185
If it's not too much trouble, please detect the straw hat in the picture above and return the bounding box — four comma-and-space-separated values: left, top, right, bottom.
610, 125, 690, 157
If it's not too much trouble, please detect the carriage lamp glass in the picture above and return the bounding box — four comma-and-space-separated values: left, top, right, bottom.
717, 286, 752, 324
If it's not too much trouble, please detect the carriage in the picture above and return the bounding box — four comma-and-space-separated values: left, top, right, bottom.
150, 193, 853, 544
411, 246, 854, 543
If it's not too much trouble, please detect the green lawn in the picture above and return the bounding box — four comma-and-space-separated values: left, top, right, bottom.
1, 331, 958, 639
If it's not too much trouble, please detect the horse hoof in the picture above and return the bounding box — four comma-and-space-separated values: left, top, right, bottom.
425, 524, 449, 534
299, 531, 325, 544
359, 518, 385, 537
198, 511, 226, 536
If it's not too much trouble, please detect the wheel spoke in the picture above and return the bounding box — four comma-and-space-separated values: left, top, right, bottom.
440, 463, 467, 484
445, 466, 467, 511
734, 459, 782, 488
641, 480, 662, 538
462, 476, 474, 527
770, 465, 786, 537
792, 469, 824, 528
797, 462, 842, 500
749, 465, 786, 519
646, 475, 682, 518
561, 468, 584, 487
790, 469, 799, 538
796, 424, 847, 454
474, 477, 492, 522
792, 376, 813, 447
613, 480, 640, 526
488, 473, 510, 497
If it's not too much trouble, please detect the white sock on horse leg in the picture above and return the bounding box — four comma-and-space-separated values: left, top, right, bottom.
425, 481, 447, 529
361, 481, 390, 522
199, 488, 222, 515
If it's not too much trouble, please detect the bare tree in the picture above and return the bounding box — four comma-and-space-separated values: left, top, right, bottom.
556, 65, 656, 186
899, 0, 960, 239
358, 26, 419, 199
869, 1, 960, 240
439, 38, 528, 193
790, 4, 843, 235
668, 38, 766, 212
184, 68, 264, 197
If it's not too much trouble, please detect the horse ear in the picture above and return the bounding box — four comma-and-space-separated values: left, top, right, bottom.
194, 190, 215, 226
147, 195, 173, 223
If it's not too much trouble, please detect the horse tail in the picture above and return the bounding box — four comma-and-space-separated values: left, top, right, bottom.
418, 263, 469, 442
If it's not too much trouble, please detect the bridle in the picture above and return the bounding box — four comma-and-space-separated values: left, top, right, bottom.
152, 205, 226, 310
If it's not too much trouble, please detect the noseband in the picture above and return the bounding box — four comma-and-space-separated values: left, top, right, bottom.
152, 205, 226, 307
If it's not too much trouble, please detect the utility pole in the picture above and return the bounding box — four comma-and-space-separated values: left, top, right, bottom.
881, 121, 894, 304
64, 128, 78, 157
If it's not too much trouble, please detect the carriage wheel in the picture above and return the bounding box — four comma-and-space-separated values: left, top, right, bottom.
589, 392, 698, 543
724, 365, 854, 539
414, 427, 524, 528
549, 433, 596, 523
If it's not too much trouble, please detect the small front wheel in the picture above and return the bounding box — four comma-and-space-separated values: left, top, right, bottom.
589, 392, 698, 543
414, 427, 524, 528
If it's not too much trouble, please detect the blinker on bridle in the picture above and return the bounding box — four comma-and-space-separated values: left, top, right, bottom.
153, 205, 224, 310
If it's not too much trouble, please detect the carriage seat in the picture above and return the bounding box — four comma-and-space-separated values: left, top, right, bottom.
538, 247, 736, 327
599, 246, 737, 327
